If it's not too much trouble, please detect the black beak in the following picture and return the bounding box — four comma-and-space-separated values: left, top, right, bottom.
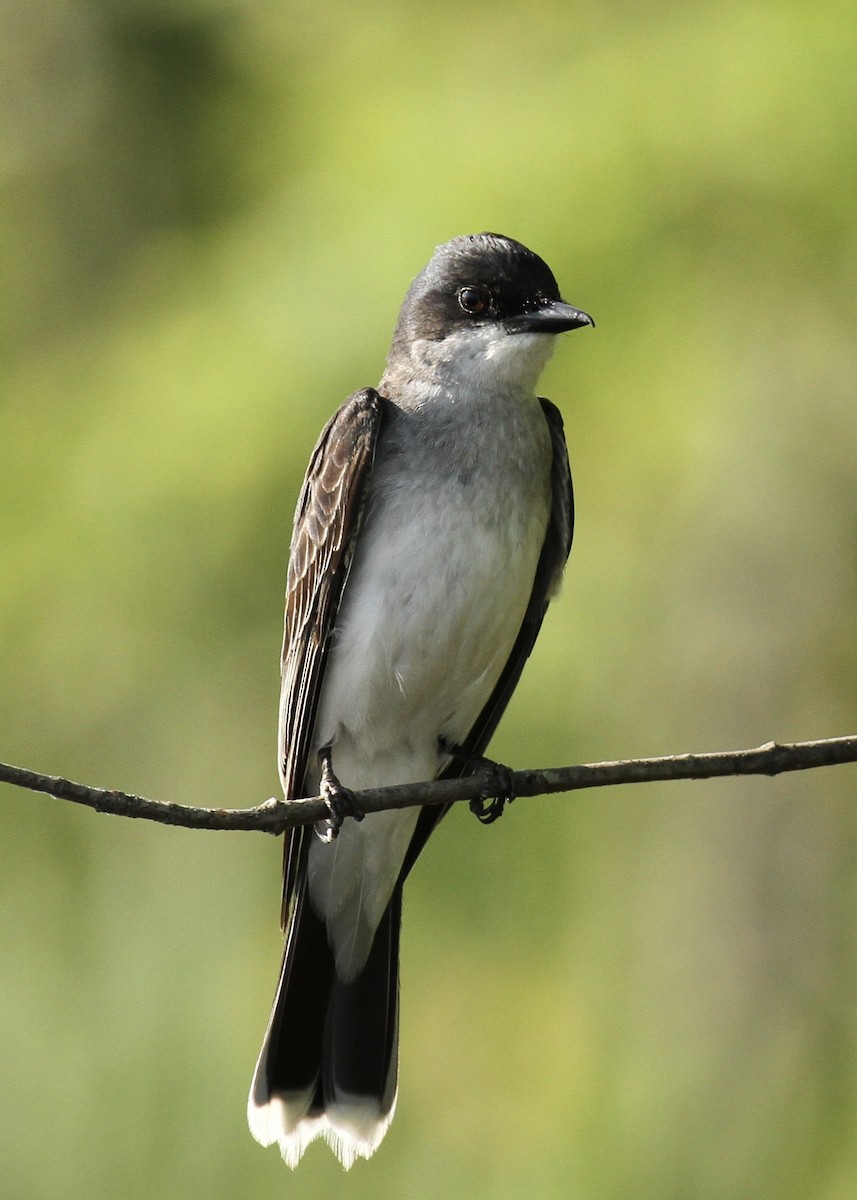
505, 299, 595, 335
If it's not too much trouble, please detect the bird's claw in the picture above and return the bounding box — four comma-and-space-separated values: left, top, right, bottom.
439, 739, 516, 825
316, 748, 364, 842
468, 758, 516, 825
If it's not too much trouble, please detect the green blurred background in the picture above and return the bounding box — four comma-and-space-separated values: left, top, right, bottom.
3, 1, 857, 1196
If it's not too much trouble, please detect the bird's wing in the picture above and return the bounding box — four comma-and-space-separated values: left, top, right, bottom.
402, 397, 573, 873
279, 388, 386, 926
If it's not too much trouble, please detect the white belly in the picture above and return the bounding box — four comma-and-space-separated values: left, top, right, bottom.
306, 402, 552, 980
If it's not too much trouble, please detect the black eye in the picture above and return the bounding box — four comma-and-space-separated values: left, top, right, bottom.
457, 286, 491, 315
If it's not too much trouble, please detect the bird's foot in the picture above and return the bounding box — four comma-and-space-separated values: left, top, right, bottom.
316, 747, 365, 843
469, 757, 516, 824
440, 740, 516, 825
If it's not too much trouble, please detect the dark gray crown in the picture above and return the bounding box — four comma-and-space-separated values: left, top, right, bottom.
391, 233, 563, 346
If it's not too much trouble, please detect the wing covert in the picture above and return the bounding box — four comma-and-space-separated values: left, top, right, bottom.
278, 389, 385, 921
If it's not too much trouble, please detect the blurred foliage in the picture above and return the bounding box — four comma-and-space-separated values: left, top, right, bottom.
2, 0, 857, 1196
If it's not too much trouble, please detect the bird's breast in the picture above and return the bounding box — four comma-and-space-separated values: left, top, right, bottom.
311, 396, 552, 779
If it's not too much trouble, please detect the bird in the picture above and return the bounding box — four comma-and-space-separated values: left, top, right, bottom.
247, 232, 593, 1169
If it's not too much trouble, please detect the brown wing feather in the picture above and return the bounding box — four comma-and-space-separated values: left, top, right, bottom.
402, 396, 573, 874
279, 389, 386, 925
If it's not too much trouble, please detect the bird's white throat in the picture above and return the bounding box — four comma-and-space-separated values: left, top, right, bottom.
407, 325, 557, 398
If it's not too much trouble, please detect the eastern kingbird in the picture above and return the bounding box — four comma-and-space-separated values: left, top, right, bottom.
247, 233, 593, 1168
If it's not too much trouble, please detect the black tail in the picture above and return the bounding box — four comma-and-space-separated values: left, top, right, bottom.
248, 879, 401, 1169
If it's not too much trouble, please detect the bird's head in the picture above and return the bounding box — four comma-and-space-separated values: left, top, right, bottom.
384, 233, 593, 395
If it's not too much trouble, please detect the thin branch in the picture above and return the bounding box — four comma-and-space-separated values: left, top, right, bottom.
2, 734, 857, 835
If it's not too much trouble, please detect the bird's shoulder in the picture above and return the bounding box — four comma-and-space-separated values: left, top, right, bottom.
286, 389, 386, 617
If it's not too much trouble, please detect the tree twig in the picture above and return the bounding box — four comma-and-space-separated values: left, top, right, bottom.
2, 734, 856, 835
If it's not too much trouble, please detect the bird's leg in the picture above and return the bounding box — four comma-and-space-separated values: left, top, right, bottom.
316, 746, 365, 843
440, 739, 516, 825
